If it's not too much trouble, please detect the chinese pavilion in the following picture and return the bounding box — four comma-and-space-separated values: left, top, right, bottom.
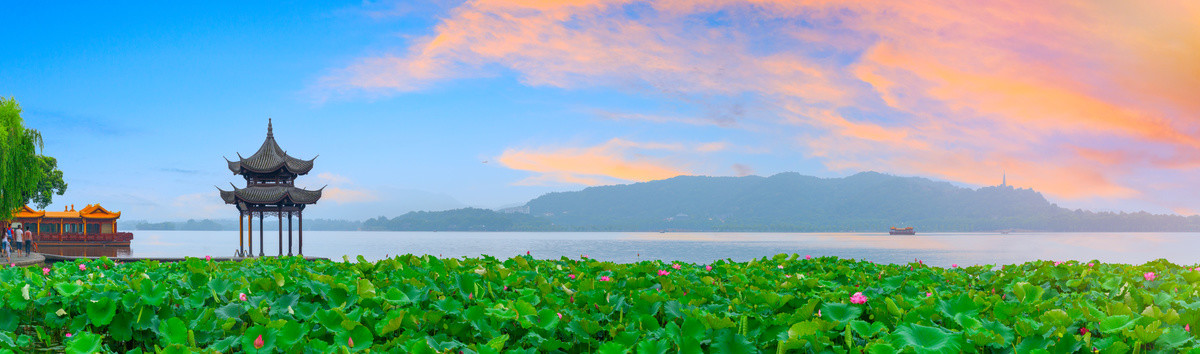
218, 119, 322, 257
9, 204, 133, 246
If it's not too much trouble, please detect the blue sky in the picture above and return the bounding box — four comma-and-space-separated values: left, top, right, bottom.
3, 1, 1198, 220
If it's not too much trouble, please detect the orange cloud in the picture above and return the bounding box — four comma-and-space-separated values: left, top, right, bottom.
329, 0, 1200, 210
496, 138, 688, 185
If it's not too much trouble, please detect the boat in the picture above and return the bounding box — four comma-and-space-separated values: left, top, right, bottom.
889, 227, 916, 235
9, 204, 133, 246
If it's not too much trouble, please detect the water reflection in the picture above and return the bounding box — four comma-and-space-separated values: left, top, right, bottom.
38, 245, 132, 258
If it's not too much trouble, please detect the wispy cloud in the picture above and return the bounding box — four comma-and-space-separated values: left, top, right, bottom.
325, 0, 1200, 210
307, 173, 378, 204
162, 168, 201, 174
171, 193, 227, 219
322, 187, 381, 204
496, 138, 689, 186
316, 172, 351, 185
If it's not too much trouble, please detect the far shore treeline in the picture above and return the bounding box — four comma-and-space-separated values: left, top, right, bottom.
143, 172, 1200, 232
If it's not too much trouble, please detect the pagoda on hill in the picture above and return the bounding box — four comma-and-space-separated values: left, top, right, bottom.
218, 119, 322, 257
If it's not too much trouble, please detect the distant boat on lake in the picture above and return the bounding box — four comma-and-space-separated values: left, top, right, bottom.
889, 227, 916, 235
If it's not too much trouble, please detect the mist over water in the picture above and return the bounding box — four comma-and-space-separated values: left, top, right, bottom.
44, 231, 1200, 267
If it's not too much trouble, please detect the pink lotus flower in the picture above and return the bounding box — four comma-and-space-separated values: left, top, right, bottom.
570, 295, 574, 303
503, 286, 508, 291
1187, 324, 1191, 332
599, 275, 611, 282
705, 265, 713, 271
348, 337, 354, 347
42, 267, 49, 276
1089, 263, 1095, 267
468, 293, 473, 300
816, 310, 821, 317
557, 312, 563, 319
239, 293, 248, 301
657, 270, 670, 276
672, 264, 681, 270
526, 251, 530, 256
805, 255, 812, 260
206, 255, 212, 261
850, 292, 868, 304
1145, 272, 1157, 281
65, 332, 72, 338
254, 334, 264, 349
78, 264, 86, 271
568, 274, 576, 280
951, 264, 958, 268
1054, 261, 1063, 266
581, 254, 588, 259
1080, 327, 1089, 335
926, 292, 932, 297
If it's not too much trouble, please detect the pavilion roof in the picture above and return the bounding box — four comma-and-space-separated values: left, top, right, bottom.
226, 119, 315, 175
217, 185, 323, 205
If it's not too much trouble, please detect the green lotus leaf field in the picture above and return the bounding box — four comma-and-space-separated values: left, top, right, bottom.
4, 254, 1200, 353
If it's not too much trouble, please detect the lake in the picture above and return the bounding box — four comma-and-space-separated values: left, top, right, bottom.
37, 231, 1200, 267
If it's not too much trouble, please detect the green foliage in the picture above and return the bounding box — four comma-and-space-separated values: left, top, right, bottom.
3, 255, 1200, 351
0, 97, 47, 219
27, 156, 66, 209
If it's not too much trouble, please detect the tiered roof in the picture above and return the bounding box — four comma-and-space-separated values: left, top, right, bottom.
225, 119, 316, 175
219, 185, 323, 205
218, 119, 323, 206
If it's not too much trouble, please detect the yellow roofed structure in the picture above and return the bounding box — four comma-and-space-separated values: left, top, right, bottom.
9, 204, 128, 241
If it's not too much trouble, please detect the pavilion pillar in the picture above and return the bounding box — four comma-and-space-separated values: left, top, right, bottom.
298, 211, 303, 256
239, 211, 245, 257
258, 212, 264, 257
287, 211, 293, 256
247, 212, 253, 257
277, 207, 283, 256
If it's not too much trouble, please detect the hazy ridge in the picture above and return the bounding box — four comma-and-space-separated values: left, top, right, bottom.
142, 172, 1200, 232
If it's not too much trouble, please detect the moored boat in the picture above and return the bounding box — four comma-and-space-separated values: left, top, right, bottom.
9, 204, 133, 246
889, 227, 916, 235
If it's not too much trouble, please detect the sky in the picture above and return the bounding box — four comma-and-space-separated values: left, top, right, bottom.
1, 1, 1198, 221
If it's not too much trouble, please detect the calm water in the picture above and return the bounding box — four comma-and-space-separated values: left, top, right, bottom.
48, 231, 1200, 267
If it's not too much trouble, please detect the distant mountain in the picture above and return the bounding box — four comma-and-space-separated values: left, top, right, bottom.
517, 172, 1200, 232
361, 208, 553, 231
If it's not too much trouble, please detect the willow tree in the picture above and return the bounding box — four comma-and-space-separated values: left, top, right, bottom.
1, 97, 66, 220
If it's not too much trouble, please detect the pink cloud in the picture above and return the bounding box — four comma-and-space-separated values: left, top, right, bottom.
327, 0, 1200, 211
496, 138, 688, 185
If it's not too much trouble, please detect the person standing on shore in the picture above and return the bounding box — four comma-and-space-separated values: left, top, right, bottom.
13, 226, 22, 257
2, 227, 10, 263
23, 228, 31, 256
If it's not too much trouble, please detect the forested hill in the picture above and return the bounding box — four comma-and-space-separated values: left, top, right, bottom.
522, 172, 1200, 232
